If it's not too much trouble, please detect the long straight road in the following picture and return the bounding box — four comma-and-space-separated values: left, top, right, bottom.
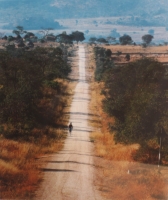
35, 45, 103, 200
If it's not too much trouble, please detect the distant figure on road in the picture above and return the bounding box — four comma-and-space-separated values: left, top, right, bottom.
68, 122, 73, 134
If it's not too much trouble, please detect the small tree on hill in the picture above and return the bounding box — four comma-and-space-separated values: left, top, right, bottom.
56, 33, 73, 44
119, 35, 133, 45
12, 26, 26, 36
70, 31, 85, 44
125, 53, 130, 61
142, 34, 154, 46
39, 28, 54, 40
24, 32, 35, 39
105, 49, 112, 58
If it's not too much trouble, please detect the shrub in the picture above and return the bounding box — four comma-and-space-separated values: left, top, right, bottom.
43, 80, 60, 91
102, 58, 167, 145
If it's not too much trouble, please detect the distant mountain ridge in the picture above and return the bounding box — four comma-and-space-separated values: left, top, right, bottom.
0, 0, 168, 29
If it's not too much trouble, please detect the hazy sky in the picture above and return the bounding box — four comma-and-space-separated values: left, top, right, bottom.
0, 0, 168, 43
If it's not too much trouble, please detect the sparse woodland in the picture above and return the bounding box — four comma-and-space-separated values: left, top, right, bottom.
93, 46, 168, 164
0, 29, 76, 198
0, 46, 71, 140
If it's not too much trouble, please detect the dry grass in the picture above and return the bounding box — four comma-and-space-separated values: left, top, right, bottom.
91, 132, 139, 161
103, 44, 168, 63
86, 44, 168, 199
105, 44, 168, 54
0, 139, 39, 199
0, 126, 65, 199
0, 45, 78, 199
0, 39, 60, 49
95, 157, 168, 200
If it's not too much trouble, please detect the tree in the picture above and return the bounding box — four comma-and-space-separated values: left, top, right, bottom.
142, 34, 154, 45
119, 35, 133, 45
2, 35, 7, 40
102, 58, 166, 144
17, 41, 25, 48
0, 49, 43, 128
23, 32, 35, 39
39, 28, 54, 38
56, 33, 73, 44
70, 31, 85, 44
7, 36, 15, 42
96, 38, 108, 44
125, 53, 130, 61
94, 47, 114, 81
26, 41, 34, 48
105, 49, 112, 58
45, 34, 56, 42
117, 51, 122, 56
0, 46, 71, 139
12, 26, 26, 36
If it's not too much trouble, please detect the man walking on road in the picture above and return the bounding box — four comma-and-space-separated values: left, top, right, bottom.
68, 122, 73, 134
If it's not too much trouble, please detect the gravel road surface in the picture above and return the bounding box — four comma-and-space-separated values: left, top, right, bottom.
35, 45, 103, 200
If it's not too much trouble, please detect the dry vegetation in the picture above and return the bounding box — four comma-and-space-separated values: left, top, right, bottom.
86, 44, 168, 199
0, 82, 67, 199
0, 44, 78, 199
103, 44, 168, 63
0, 39, 60, 49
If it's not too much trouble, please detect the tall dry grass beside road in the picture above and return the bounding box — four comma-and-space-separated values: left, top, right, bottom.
86, 45, 168, 199
0, 82, 67, 199
0, 139, 40, 199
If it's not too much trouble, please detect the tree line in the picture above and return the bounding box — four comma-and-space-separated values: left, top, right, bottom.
89, 34, 154, 46
94, 46, 168, 164
1, 26, 85, 48
0, 43, 71, 141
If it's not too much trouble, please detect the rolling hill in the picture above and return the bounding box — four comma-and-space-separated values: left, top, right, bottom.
0, 0, 168, 29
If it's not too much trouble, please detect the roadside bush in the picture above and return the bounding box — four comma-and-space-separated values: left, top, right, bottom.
94, 47, 114, 81
102, 58, 167, 145
96, 57, 168, 164
43, 80, 60, 91
0, 46, 71, 140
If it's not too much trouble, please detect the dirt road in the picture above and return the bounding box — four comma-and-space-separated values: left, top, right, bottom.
35, 45, 103, 200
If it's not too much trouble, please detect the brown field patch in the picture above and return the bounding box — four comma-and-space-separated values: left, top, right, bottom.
102, 44, 168, 63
